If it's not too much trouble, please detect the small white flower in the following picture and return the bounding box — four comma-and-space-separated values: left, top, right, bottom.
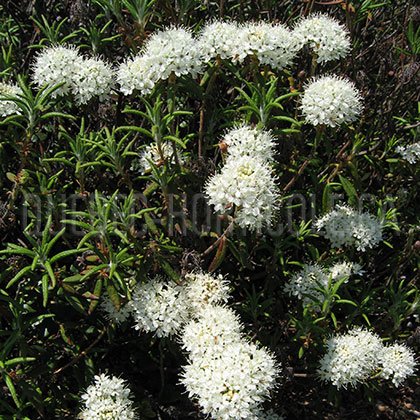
180, 305, 243, 359
142, 26, 203, 81
222, 125, 276, 162
117, 54, 155, 95
72, 56, 115, 104
234, 22, 298, 69
318, 327, 383, 389
300, 75, 363, 127
100, 293, 131, 325
197, 20, 242, 62
180, 340, 279, 420
79, 374, 138, 420
32, 45, 81, 97
379, 343, 416, 387
315, 204, 383, 251
293, 13, 351, 64
130, 277, 189, 337
0, 82, 22, 117
139, 142, 183, 174
183, 271, 230, 312
396, 143, 420, 164
204, 155, 279, 231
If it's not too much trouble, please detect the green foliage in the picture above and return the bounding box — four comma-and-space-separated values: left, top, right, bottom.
0, 1, 419, 418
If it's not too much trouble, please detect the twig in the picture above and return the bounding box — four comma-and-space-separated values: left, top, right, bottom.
53, 329, 106, 375
200, 219, 235, 258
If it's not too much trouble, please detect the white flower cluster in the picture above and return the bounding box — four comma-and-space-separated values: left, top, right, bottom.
318, 327, 383, 389
222, 125, 276, 162
117, 27, 202, 95
117, 55, 155, 96
180, 305, 243, 358
32, 45, 115, 103
130, 271, 230, 337
139, 142, 183, 174
318, 327, 416, 389
176, 272, 280, 419
0, 81, 22, 117
197, 20, 241, 62
315, 204, 383, 251
283, 261, 363, 309
79, 374, 137, 420
32, 45, 80, 97
205, 155, 279, 231
378, 343, 417, 387
198, 20, 298, 69
100, 293, 132, 325
396, 142, 420, 164
72, 56, 115, 104
233, 22, 298, 69
205, 125, 280, 231
300, 75, 363, 127
130, 277, 189, 337
293, 13, 350, 64
181, 340, 279, 420
183, 271, 230, 311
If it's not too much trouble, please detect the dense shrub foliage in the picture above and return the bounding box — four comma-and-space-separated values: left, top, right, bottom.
0, 1, 419, 419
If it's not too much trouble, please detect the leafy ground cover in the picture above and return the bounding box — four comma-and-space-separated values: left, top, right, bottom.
0, 0, 419, 419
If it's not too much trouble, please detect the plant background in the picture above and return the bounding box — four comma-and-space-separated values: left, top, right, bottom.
0, 0, 419, 419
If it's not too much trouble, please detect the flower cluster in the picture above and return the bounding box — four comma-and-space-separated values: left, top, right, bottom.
181, 339, 279, 420
183, 271, 230, 311
180, 305, 243, 358
32, 45, 80, 97
318, 327, 384, 389
118, 27, 202, 95
396, 142, 420, 164
129, 271, 230, 337
318, 327, 416, 389
315, 204, 383, 251
378, 343, 417, 387
0, 81, 22, 117
196, 20, 241, 62
283, 261, 363, 309
32, 45, 114, 103
130, 277, 189, 337
233, 22, 298, 69
176, 272, 280, 419
205, 125, 280, 232
100, 293, 132, 325
72, 56, 115, 104
222, 125, 276, 162
117, 55, 155, 96
300, 75, 363, 127
293, 13, 350, 64
205, 154, 279, 231
79, 374, 137, 420
139, 142, 183, 174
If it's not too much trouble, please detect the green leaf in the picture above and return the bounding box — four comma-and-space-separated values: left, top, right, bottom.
89, 278, 103, 314
42, 274, 49, 307
298, 346, 304, 359
330, 311, 338, 328
50, 247, 88, 263
2, 370, 20, 409
163, 135, 186, 149
106, 281, 120, 312
6, 265, 32, 288
4, 357, 36, 367
208, 236, 227, 272
338, 175, 358, 206
158, 258, 178, 282
43, 261, 56, 288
